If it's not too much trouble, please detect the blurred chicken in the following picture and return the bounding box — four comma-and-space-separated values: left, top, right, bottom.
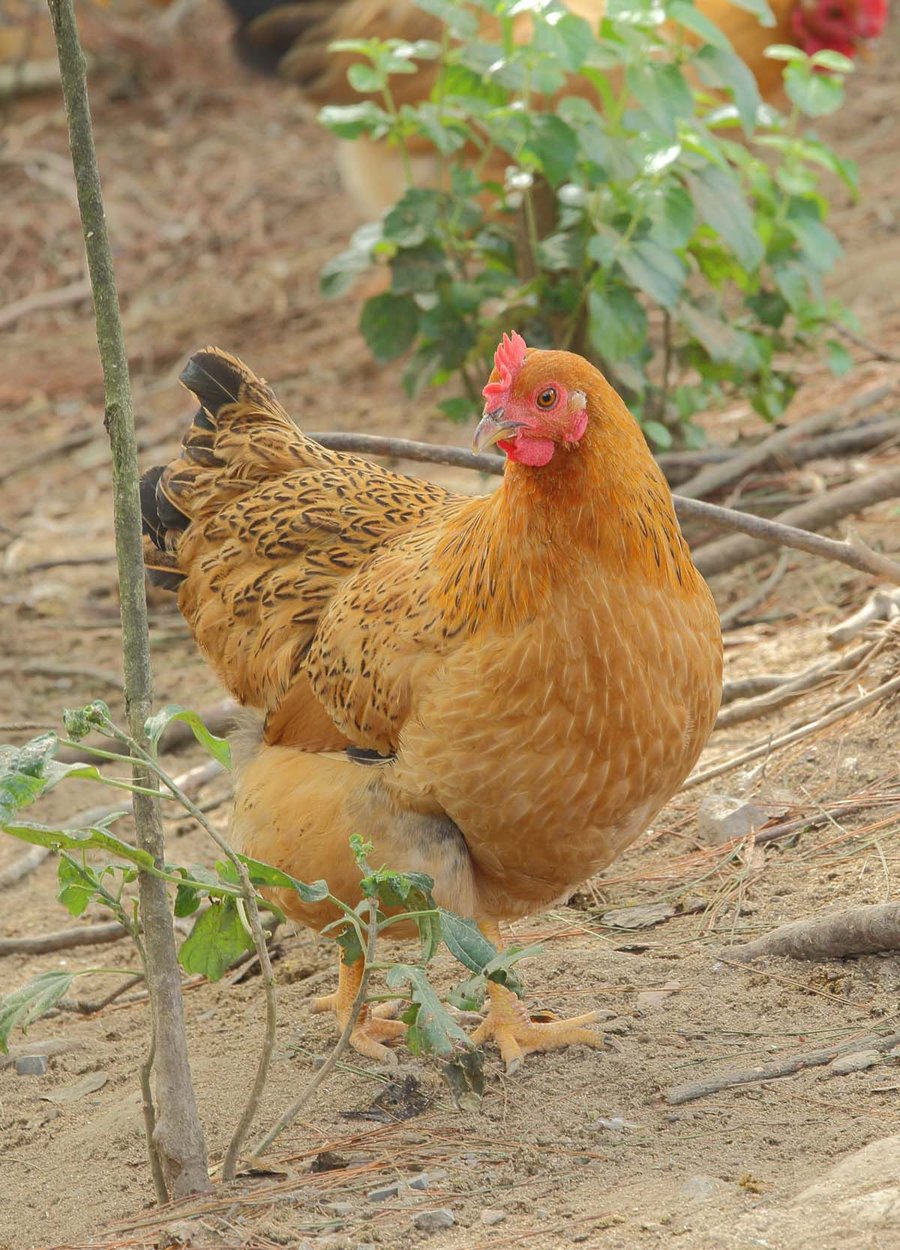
222, 0, 888, 215
142, 334, 722, 1068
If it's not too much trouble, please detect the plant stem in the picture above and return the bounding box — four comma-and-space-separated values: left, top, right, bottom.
100, 718, 278, 1179
250, 896, 379, 1159
46, 0, 209, 1200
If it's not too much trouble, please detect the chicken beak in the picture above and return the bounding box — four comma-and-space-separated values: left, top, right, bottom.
472, 409, 524, 453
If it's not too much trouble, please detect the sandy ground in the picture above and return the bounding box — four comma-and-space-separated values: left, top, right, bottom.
1, 6, 899, 1249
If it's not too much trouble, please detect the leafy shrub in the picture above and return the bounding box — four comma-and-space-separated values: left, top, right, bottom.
320, 0, 860, 448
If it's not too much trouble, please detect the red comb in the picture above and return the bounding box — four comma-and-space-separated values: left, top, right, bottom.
483, 331, 528, 405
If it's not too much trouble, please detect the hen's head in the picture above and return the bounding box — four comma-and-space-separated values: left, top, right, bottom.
473, 332, 592, 468
791, 0, 887, 58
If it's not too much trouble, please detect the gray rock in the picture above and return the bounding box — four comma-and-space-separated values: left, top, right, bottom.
412, 1209, 455, 1232
681, 1174, 728, 1201
322, 1202, 355, 1217
367, 1183, 402, 1202
698, 795, 768, 844
480, 1209, 506, 1225
15, 1055, 48, 1076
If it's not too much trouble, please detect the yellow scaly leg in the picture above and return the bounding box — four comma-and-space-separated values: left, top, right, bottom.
470, 921, 603, 1072
312, 955, 406, 1062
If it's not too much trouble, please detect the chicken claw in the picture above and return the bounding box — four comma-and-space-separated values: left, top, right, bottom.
471, 981, 603, 1073
312, 957, 406, 1063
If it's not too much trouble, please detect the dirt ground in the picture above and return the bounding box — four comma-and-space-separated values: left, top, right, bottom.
1, 6, 899, 1250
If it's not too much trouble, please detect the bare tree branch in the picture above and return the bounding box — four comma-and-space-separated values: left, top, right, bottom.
47, 0, 209, 1200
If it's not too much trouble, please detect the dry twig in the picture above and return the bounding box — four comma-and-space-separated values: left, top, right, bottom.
0, 920, 129, 957
827, 587, 900, 646
714, 638, 879, 729
667, 1027, 900, 1105
684, 672, 900, 790
690, 466, 900, 581
0, 276, 90, 332
675, 383, 894, 500
722, 903, 900, 963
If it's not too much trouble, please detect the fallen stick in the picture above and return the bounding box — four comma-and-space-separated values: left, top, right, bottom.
714, 638, 877, 729
309, 432, 900, 583
720, 675, 793, 705
0, 920, 129, 957
721, 903, 900, 964
0, 58, 62, 100
0, 276, 91, 332
683, 672, 900, 790
752, 794, 899, 847
827, 587, 900, 647
690, 466, 900, 580
667, 1027, 900, 1105
675, 383, 894, 500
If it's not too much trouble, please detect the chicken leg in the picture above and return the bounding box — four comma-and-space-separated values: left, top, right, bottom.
312, 954, 406, 1062
470, 922, 604, 1072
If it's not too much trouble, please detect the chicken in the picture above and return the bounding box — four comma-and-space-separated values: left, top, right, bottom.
222, 0, 888, 216
142, 333, 722, 1068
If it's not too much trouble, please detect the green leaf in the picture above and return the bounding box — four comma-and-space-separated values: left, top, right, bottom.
219, 855, 329, 904
668, 2, 730, 49
440, 910, 499, 974
360, 293, 420, 362
588, 284, 648, 361
347, 62, 382, 94
412, 0, 478, 38
438, 910, 531, 995
642, 420, 673, 449
522, 115, 578, 187
387, 963, 471, 1056
762, 43, 807, 62
536, 231, 584, 272
437, 397, 477, 423
726, 0, 776, 24
144, 706, 232, 769
618, 238, 686, 310
57, 855, 101, 918
178, 899, 254, 981
63, 701, 112, 741
650, 182, 695, 250
693, 45, 761, 133
334, 925, 365, 966
0, 971, 74, 1053
174, 881, 202, 918
786, 203, 843, 272
1, 819, 153, 869
679, 301, 756, 365
442, 1048, 485, 1111
383, 188, 445, 246
683, 166, 764, 271
784, 62, 845, 117
825, 338, 854, 376
320, 222, 382, 298
627, 63, 694, 137
391, 242, 449, 294
447, 972, 487, 1012
319, 101, 391, 140
809, 49, 854, 73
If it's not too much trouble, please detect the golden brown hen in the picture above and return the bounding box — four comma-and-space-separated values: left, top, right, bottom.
223, 0, 888, 216
142, 334, 722, 1069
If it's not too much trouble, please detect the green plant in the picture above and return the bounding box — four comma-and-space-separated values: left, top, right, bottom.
321, 0, 860, 448
1, 702, 540, 1141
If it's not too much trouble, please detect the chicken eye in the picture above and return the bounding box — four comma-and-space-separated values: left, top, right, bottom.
536, 386, 558, 410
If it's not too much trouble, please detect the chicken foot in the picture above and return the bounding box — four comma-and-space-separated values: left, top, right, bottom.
470, 922, 604, 1073
312, 955, 406, 1063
